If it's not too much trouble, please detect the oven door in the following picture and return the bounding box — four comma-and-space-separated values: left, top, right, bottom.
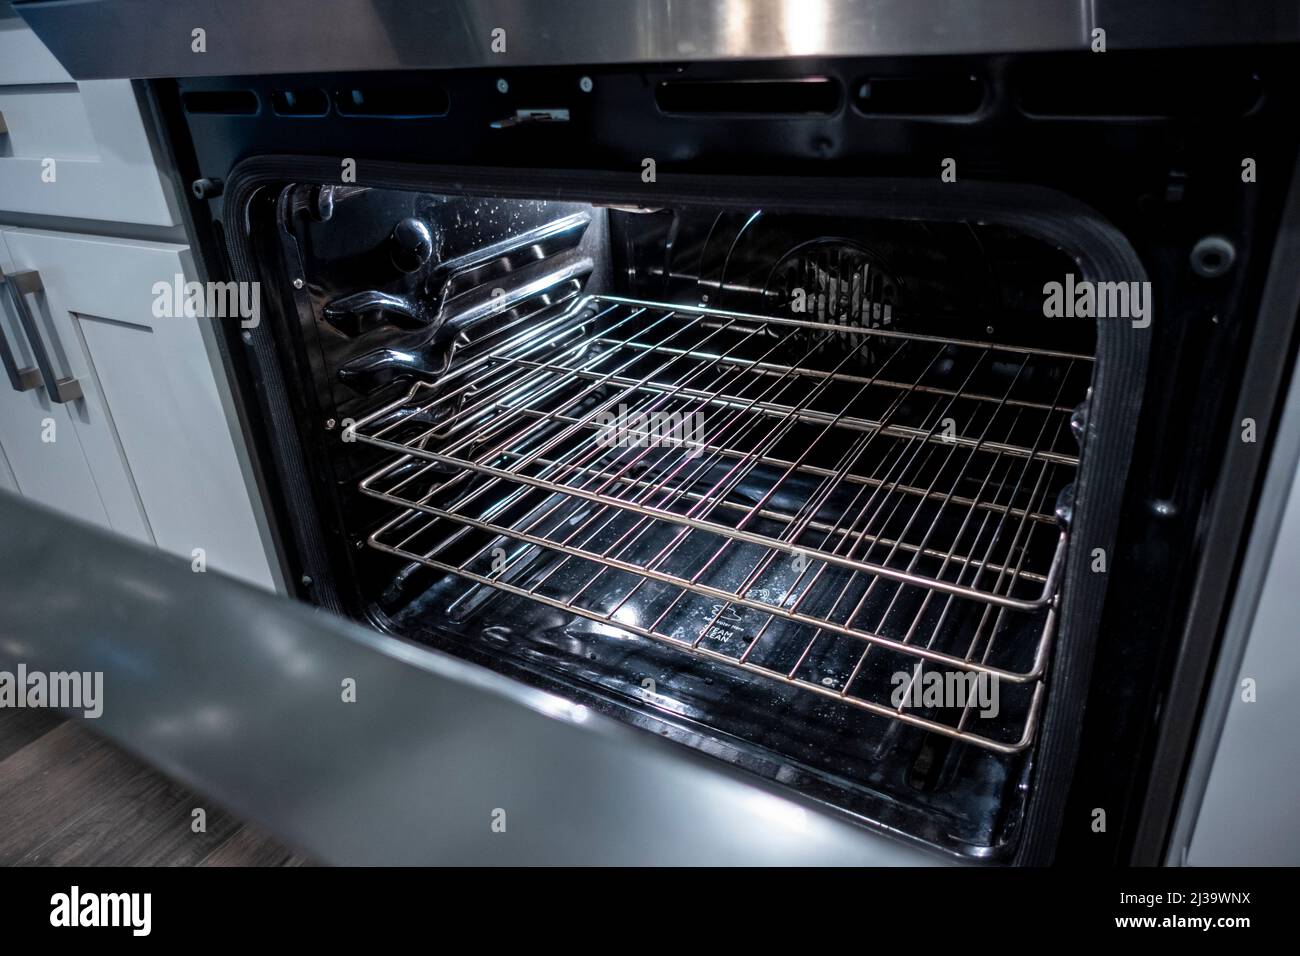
0, 490, 944, 865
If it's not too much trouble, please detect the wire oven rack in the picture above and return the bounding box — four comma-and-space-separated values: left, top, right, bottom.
348, 295, 1092, 752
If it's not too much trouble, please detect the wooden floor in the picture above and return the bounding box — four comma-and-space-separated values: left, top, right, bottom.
0, 708, 313, 866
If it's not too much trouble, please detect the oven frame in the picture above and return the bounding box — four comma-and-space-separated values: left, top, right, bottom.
208, 155, 1149, 862
137, 31, 1300, 859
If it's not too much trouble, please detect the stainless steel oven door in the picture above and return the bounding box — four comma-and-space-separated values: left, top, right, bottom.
0, 491, 944, 865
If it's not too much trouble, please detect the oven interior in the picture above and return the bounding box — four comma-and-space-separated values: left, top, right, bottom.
253, 184, 1102, 857
150, 39, 1300, 864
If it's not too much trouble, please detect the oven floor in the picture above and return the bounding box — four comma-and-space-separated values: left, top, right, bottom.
388, 567, 1031, 859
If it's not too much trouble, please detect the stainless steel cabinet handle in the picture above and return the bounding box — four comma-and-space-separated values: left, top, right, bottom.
0, 311, 41, 395
0, 268, 83, 403
0, 334, 41, 392
0, 268, 42, 392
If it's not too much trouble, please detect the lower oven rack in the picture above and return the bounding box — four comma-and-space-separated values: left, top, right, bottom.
348, 295, 1092, 752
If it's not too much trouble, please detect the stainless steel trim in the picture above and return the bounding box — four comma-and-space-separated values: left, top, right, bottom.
16, 1, 1300, 81
0, 490, 943, 865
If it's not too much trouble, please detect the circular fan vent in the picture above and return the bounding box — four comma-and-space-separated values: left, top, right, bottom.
764, 239, 903, 360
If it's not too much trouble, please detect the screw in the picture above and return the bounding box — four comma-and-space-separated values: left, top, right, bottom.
191, 177, 223, 200
292, 278, 304, 289
496, 78, 509, 94
240, 330, 253, 344
579, 76, 593, 93
324, 418, 336, 430
301, 574, 313, 587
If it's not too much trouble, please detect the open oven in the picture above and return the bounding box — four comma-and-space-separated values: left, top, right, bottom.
215, 168, 1150, 860
11, 0, 1300, 865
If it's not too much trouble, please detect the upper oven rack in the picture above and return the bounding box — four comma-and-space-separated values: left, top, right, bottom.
350, 295, 1087, 608
347, 295, 1091, 751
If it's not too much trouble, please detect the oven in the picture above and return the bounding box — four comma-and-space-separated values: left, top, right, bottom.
12, 0, 1300, 865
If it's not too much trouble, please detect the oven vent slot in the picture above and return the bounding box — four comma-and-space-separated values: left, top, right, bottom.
851, 75, 984, 116
334, 86, 450, 118
181, 90, 259, 115
655, 77, 840, 115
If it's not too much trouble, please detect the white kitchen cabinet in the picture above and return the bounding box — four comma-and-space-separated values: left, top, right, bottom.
0, 231, 112, 528
0, 225, 277, 590
0, 17, 177, 226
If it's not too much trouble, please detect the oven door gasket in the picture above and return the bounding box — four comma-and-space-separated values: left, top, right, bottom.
219, 158, 1150, 863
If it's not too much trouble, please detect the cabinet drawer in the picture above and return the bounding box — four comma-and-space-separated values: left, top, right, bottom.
0, 19, 177, 225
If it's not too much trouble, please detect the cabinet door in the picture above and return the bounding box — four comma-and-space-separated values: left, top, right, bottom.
0, 231, 111, 526
0, 226, 277, 590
